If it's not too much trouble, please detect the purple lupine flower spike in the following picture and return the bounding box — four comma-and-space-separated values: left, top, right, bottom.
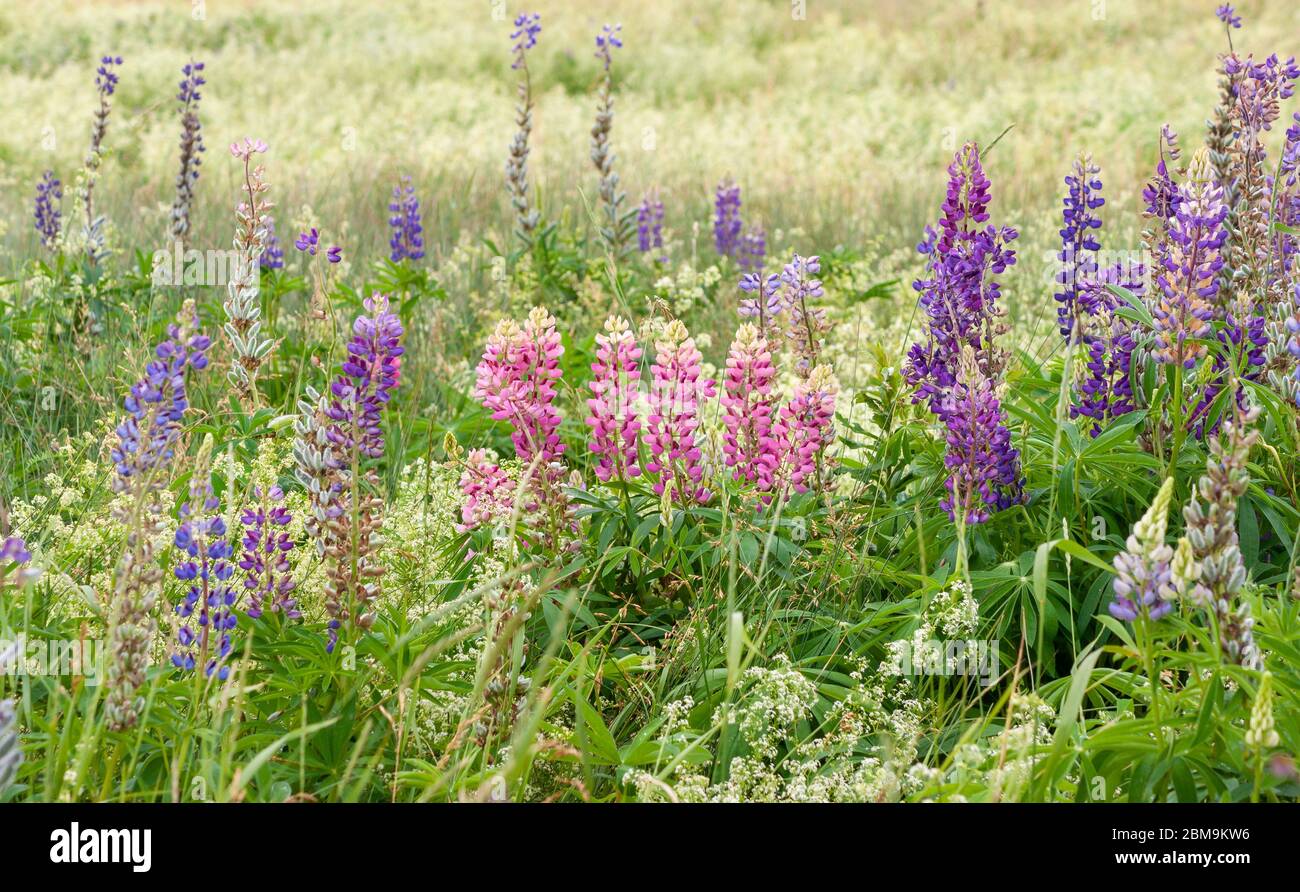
294, 293, 404, 655
1154, 148, 1225, 369
104, 304, 210, 730
33, 171, 62, 249
240, 485, 299, 620
171, 60, 206, 242
510, 12, 541, 67
1055, 153, 1105, 341
781, 253, 829, 375
594, 22, 622, 70
739, 272, 783, 332
636, 190, 665, 258
1110, 478, 1178, 622
295, 228, 320, 255
1070, 265, 1145, 436
259, 217, 284, 270
905, 141, 1022, 523
388, 175, 425, 262
329, 293, 405, 459
110, 312, 211, 483
82, 54, 124, 265
1216, 5, 1242, 30
506, 13, 542, 242
172, 441, 238, 680
939, 349, 1024, 525
905, 142, 1018, 416
713, 179, 742, 259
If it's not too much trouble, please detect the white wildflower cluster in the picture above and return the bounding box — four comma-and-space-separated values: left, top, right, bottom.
8, 429, 172, 618
662, 696, 694, 735
628, 652, 935, 803
650, 263, 721, 316
880, 580, 982, 681
725, 654, 818, 761
383, 457, 466, 619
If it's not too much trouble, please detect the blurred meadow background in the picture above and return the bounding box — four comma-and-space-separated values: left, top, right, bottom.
4, 0, 1297, 265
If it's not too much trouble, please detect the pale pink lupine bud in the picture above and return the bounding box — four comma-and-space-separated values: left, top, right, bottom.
644, 319, 716, 504
776, 363, 837, 494
474, 307, 566, 464
586, 315, 643, 482
721, 323, 779, 493
229, 137, 268, 161
457, 449, 514, 533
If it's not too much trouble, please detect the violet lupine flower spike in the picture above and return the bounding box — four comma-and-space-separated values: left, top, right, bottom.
1154, 148, 1225, 370
938, 348, 1023, 527
721, 323, 779, 495
79, 54, 124, 266
172, 437, 238, 679
636, 190, 665, 261
1070, 271, 1143, 436
240, 485, 299, 620
1215, 3, 1242, 56
33, 171, 62, 250
781, 253, 830, 376
259, 217, 284, 270
591, 24, 634, 257
388, 175, 425, 262
105, 302, 210, 730
904, 142, 1018, 415
714, 179, 742, 259
506, 13, 542, 244
1109, 477, 1180, 622
293, 293, 403, 653
905, 142, 1020, 526
224, 138, 275, 409
294, 227, 341, 263
586, 316, 643, 483
1055, 153, 1104, 341
739, 272, 783, 335
171, 60, 206, 243
1140, 125, 1182, 316
644, 320, 716, 507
